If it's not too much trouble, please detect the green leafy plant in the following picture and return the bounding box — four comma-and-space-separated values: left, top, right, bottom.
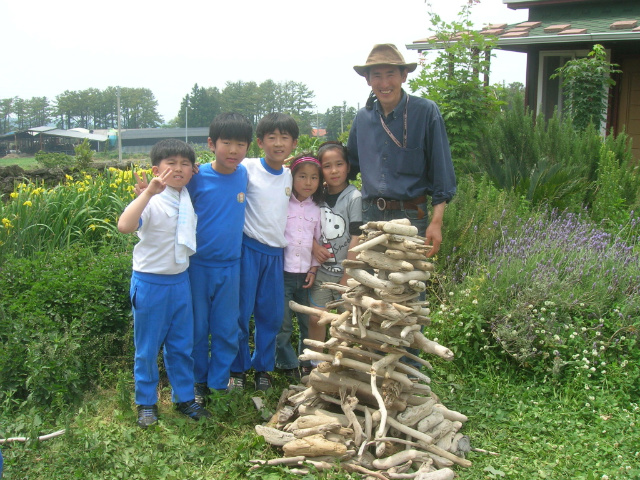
550, 44, 621, 131
73, 138, 94, 170
409, 1, 504, 161
0, 245, 133, 406
35, 150, 74, 168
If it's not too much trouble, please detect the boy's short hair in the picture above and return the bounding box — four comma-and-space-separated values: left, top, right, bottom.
150, 139, 196, 166
256, 112, 299, 141
209, 112, 253, 145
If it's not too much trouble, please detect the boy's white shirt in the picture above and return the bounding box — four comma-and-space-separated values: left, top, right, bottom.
242, 157, 292, 248
133, 186, 197, 274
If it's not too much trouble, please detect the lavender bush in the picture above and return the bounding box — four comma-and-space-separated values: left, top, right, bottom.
432, 209, 640, 389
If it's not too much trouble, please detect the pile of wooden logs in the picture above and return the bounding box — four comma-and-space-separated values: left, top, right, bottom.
251, 219, 472, 479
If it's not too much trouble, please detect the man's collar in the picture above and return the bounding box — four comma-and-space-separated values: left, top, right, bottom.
375, 90, 407, 120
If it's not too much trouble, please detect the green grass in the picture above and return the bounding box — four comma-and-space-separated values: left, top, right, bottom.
0, 156, 37, 169
1, 364, 637, 479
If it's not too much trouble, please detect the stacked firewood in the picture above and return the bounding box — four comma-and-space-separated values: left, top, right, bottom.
250, 220, 472, 479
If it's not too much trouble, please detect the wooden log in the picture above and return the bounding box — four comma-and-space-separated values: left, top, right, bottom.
255, 425, 296, 447
396, 398, 437, 427
414, 467, 456, 480
384, 249, 427, 261
411, 332, 454, 361
350, 232, 389, 253
371, 449, 431, 470
289, 300, 346, 326
297, 406, 355, 428
373, 289, 421, 304
343, 293, 411, 325
357, 249, 414, 272
339, 386, 364, 446
295, 414, 348, 429
336, 323, 411, 348
432, 405, 468, 423
299, 349, 412, 389
345, 268, 405, 294
282, 434, 347, 457
416, 411, 445, 433
292, 422, 342, 438
341, 259, 369, 269
408, 260, 435, 272
381, 222, 419, 236
308, 370, 408, 411
388, 270, 430, 285
248, 455, 305, 468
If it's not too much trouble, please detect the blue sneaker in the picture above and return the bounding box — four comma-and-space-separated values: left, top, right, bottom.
137, 404, 158, 428
175, 400, 212, 421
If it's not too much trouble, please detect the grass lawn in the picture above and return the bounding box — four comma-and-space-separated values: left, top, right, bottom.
1, 363, 637, 479
0, 156, 37, 169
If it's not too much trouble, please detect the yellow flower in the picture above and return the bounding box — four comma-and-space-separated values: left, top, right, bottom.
103, 218, 110, 223
31, 187, 43, 196
10, 192, 18, 199
2, 218, 13, 229
65, 174, 74, 181
23, 201, 33, 207
89, 224, 97, 231
84, 174, 92, 180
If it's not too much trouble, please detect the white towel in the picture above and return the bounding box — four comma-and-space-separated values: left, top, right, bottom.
156, 186, 197, 264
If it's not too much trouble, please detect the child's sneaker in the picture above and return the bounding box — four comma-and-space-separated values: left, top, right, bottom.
228, 372, 246, 391
194, 383, 210, 406
254, 371, 272, 391
175, 400, 212, 421
281, 367, 301, 382
136, 404, 158, 428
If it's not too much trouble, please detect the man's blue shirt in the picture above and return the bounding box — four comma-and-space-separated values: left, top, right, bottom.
347, 91, 456, 206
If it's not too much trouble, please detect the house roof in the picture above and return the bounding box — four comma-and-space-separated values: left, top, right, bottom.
120, 127, 209, 140
505, 0, 601, 9
408, 0, 640, 53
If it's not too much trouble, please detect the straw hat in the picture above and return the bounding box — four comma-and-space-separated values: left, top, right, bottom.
353, 44, 418, 77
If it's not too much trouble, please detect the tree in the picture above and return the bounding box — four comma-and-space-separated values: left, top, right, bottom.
220, 81, 261, 125
408, 0, 504, 161
0, 98, 14, 134
324, 103, 356, 141
550, 44, 621, 131
177, 84, 221, 128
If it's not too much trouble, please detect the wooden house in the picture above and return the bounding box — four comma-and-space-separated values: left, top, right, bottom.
408, 0, 640, 159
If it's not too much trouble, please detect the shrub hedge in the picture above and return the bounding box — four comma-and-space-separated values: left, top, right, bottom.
0, 245, 133, 406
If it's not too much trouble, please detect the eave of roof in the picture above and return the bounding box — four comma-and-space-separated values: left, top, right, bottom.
408, 1, 640, 53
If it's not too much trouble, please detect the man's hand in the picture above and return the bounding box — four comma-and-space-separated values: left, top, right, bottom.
424, 222, 442, 258
425, 202, 446, 258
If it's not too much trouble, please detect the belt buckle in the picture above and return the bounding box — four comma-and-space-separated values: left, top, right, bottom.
376, 198, 387, 211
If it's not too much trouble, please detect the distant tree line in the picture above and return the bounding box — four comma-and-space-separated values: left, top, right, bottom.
0, 87, 162, 134
1, 81, 358, 140
172, 80, 356, 139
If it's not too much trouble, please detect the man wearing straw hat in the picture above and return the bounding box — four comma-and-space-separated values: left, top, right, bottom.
347, 43, 456, 257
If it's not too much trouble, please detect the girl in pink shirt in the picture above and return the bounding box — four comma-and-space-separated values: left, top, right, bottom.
275, 154, 323, 380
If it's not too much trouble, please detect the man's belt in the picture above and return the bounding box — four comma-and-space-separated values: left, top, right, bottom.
375, 195, 426, 219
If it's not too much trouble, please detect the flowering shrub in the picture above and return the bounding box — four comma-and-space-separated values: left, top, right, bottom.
433, 209, 639, 393
0, 167, 148, 259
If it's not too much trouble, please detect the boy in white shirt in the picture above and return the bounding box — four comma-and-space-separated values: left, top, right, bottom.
229, 113, 298, 391
118, 139, 211, 428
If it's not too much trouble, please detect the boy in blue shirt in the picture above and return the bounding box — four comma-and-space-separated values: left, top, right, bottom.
187, 113, 252, 403
229, 113, 298, 391
118, 139, 212, 428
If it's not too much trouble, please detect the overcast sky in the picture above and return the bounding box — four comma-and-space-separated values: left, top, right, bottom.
2, 0, 529, 123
